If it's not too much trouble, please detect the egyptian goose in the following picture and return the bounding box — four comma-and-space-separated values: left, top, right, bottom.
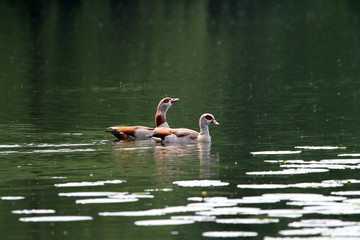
105, 97, 179, 140
152, 113, 219, 144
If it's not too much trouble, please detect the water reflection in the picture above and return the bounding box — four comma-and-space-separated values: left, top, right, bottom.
110, 140, 220, 182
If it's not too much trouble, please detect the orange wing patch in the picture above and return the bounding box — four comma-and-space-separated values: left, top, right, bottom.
154, 128, 172, 136
110, 126, 153, 135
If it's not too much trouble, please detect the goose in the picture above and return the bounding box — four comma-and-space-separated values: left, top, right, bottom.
105, 97, 179, 140
152, 113, 219, 144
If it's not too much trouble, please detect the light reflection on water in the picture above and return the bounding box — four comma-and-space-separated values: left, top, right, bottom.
3, 140, 360, 238
2, 122, 360, 239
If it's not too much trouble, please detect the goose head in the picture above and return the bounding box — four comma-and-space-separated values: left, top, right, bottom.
199, 113, 219, 135
157, 97, 179, 112
156, 97, 179, 128
200, 113, 219, 126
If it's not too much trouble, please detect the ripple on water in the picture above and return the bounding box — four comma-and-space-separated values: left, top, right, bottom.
33, 148, 96, 153
0, 151, 19, 154
303, 203, 360, 215
278, 225, 360, 237
33, 143, 93, 148
288, 219, 359, 228
116, 147, 153, 151
294, 146, 346, 150
188, 195, 282, 205
0, 142, 104, 155
109, 193, 154, 199
280, 164, 360, 170
172, 180, 229, 187
144, 188, 173, 192
331, 190, 360, 196
19, 216, 93, 222
250, 150, 301, 155
338, 153, 360, 157
59, 192, 126, 197
55, 180, 125, 187
170, 215, 216, 222
76, 198, 139, 204
99, 205, 213, 217
202, 231, 258, 238
134, 219, 195, 226
246, 168, 329, 175
260, 193, 345, 202
237, 181, 343, 189
0, 144, 22, 148
279, 227, 331, 236
237, 184, 289, 189
216, 218, 279, 224
196, 207, 263, 216
1, 196, 25, 200
12, 209, 56, 214
264, 237, 360, 240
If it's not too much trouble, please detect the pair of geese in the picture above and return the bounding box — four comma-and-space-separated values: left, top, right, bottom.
105, 97, 219, 144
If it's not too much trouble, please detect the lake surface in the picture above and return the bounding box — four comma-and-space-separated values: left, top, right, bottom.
1, 1, 360, 239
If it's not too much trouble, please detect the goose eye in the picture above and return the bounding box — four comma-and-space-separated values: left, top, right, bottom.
163, 99, 169, 103
205, 115, 213, 120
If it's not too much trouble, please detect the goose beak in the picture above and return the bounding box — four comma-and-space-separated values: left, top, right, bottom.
212, 119, 220, 125
171, 98, 180, 104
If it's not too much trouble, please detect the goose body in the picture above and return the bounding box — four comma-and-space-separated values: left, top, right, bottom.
106, 97, 179, 140
153, 113, 219, 144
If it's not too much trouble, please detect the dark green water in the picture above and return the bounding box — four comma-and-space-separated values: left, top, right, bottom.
2, 1, 360, 239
